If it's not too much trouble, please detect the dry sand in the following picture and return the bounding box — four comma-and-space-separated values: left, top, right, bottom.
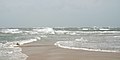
21, 41, 120, 60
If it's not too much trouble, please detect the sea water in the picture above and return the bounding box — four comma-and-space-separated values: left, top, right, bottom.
54, 27, 120, 52
0, 27, 120, 60
0, 28, 42, 60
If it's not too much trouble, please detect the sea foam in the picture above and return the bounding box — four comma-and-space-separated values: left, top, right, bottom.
0, 37, 41, 60
54, 37, 120, 53
0, 42, 28, 60
54, 41, 119, 53
33, 28, 55, 34
0, 29, 22, 34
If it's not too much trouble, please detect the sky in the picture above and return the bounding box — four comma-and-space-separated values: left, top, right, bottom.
0, 0, 120, 27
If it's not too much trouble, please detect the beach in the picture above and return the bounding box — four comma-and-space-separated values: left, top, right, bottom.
21, 41, 120, 60
1, 28, 120, 60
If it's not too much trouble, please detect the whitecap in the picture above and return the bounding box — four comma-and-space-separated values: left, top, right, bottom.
54, 41, 119, 53
114, 36, 120, 38
0, 42, 28, 60
75, 37, 87, 42
33, 28, 55, 34
0, 29, 22, 34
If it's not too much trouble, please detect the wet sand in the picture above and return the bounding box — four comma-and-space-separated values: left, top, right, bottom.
21, 41, 120, 60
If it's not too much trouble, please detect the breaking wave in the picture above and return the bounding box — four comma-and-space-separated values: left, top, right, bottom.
0, 29, 22, 34
0, 37, 41, 60
0, 42, 27, 60
33, 28, 55, 34
54, 38, 120, 53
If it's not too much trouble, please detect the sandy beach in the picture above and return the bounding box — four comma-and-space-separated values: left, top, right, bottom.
20, 41, 120, 60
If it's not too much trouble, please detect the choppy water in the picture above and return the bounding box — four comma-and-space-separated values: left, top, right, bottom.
0, 27, 120, 60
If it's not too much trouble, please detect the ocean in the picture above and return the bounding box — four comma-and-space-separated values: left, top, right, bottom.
0, 27, 120, 60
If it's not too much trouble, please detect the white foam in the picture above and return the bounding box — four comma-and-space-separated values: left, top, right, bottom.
55, 30, 70, 34
0, 42, 28, 60
19, 39, 37, 45
54, 41, 119, 53
75, 37, 87, 42
0, 36, 41, 60
0, 29, 22, 34
24, 31, 39, 34
55, 31, 120, 35
68, 32, 77, 35
33, 28, 55, 34
35, 37, 41, 40
99, 28, 110, 31
74, 31, 120, 34
40, 35, 47, 38
114, 36, 120, 38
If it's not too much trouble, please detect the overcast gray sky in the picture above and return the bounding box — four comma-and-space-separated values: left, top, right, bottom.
0, 0, 120, 27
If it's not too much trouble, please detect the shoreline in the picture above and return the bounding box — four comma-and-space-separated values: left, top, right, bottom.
54, 41, 119, 53
21, 41, 120, 60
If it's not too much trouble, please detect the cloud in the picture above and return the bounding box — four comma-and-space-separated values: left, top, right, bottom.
0, 0, 120, 27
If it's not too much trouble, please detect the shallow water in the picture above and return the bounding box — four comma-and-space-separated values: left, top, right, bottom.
0, 27, 120, 60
